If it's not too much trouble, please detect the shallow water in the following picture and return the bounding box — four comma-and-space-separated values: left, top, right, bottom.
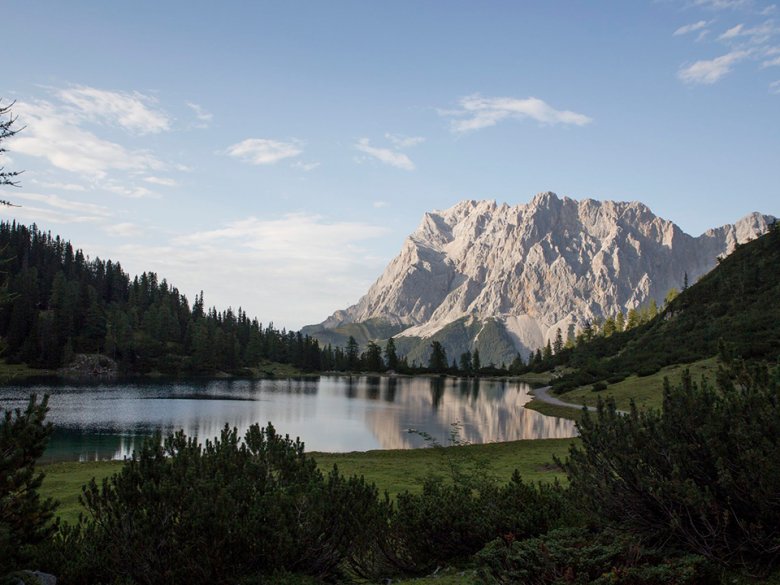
0, 376, 577, 461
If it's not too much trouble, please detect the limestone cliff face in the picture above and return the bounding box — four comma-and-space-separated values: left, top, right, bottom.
312, 192, 773, 360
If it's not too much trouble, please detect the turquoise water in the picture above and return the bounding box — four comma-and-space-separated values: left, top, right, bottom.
0, 376, 577, 461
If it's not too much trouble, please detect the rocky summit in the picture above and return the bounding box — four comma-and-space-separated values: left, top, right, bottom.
303, 192, 774, 366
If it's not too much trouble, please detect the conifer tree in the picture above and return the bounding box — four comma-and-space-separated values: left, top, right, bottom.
384, 337, 399, 371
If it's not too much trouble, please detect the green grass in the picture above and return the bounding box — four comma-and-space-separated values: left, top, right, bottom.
38, 460, 124, 525
0, 360, 53, 382
560, 357, 719, 412
40, 438, 576, 525
523, 399, 584, 423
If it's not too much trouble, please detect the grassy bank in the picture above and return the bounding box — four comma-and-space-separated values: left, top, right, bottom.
40, 437, 576, 525
558, 357, 719, 412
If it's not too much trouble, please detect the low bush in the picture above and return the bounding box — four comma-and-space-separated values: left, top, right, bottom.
563, 363, 780, 571
382, 471, 574, 574
591, 381, 607, 392
475, 527, 718, 585
39, 424, 389, 585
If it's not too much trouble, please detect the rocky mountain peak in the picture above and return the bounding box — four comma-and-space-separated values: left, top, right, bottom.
305, 193, 774, 365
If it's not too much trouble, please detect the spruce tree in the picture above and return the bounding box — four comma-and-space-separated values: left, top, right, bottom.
384, 337, 399, 371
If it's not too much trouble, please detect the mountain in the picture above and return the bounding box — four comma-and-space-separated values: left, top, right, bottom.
303, 192, 774, 366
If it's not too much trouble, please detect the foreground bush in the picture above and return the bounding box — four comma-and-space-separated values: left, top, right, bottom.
41, 424, 389, 585
0, 395, 57, 581
476, 527, 718, 585
382, 470, 575, 574
563, 363, 780, 570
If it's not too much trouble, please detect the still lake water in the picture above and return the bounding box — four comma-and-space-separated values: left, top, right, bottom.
0, 376, 577, 462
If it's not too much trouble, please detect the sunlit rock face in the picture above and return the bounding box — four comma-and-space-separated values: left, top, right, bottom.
312, 192, 774, 361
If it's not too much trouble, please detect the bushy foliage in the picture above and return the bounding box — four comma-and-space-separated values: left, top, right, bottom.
0, 394, 57, 580
382, 467, 573, 574
40, 424, 389, 585
563, 363, 780, 570
475, 527, 717, 585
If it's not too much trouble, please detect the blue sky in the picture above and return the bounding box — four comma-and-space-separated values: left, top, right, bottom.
2, 0, 779, 329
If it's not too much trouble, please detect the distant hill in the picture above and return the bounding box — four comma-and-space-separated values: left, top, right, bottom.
305, 192, 773, 365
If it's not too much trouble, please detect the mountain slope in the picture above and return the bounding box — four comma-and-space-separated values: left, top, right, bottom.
305, 192, 773, 365
549, 223, 780, 393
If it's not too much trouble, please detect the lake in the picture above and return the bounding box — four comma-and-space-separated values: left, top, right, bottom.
0, 376, 577, 461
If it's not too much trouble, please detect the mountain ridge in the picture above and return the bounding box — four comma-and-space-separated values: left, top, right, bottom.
305, 192, 774, 365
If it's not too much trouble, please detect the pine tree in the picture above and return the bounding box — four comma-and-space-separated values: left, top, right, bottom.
384, 337, 399, 371
0, 395, 58, 577
553, 327, 564, 354
472, 349, 481, 374
428, 341, 448, 373
346, 336, 360, 371
459, 351, 472, 376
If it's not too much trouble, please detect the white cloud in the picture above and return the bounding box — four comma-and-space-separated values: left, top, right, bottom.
291, 161, 321, 172
104, 222, 144, 237
12, 192, 111, 216
385, 133, 426, 148
443, 94, 592, 133
102, 182, 159, 199
11, 100, 163, 179
32, 180, 86, 192
674, 20, 711, 35
373, 200, 389, 208
57, 85, 170, 134
144, 175, 178, 187
355, 138, 415, 170
109, 214, 391, 328
226, 138, 303, 165
770, 79, 780, 91
718, 20, 778, 43
678, 50, 750, 83
692, 0, 749, 9
186, 102, 213, 127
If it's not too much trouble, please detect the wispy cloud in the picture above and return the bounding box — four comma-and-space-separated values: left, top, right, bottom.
770, 79, 780, 91
291, 161, 321, 172
31, 179, 86, 192
678, 49, 750, 83
674, 20, 711, 35
355, 138, 415, 170
57, 85, 170, 134
11, 99, 163, 179
144, 175, 178, 187
104, 222, 144, 237
186, 102, 213, 127
226, 138, 303, 165
385, 133, 426, 148
443, 94, 592, 133
107, 214, 390, 328
373, 200, 389, 208
12, 192, 111, 216
718, 20, 778, 43
692, 0, 750, 10
0, 191, 112, 224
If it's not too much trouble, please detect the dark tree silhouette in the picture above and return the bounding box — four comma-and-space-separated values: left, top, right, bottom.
0, 101, 23, 206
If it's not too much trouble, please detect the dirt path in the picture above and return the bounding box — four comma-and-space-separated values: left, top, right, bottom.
531, 386, 629, 415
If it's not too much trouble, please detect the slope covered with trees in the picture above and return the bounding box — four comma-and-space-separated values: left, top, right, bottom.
541, 221, 780, 392
0, 221, 324, 375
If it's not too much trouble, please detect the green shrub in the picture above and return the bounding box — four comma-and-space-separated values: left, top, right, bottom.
635, 363, 660, 377
383, 471, 573, 574
591, 381, 607, 392
40, 424, 389, 585
0, 395, 57, 580
563, 363, 780, 571
475, 527, 718, 584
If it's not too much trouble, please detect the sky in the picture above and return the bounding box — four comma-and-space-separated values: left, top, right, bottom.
1, 0, 779, 329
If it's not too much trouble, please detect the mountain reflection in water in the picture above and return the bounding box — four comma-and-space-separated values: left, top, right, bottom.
0, 376, 577, 462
